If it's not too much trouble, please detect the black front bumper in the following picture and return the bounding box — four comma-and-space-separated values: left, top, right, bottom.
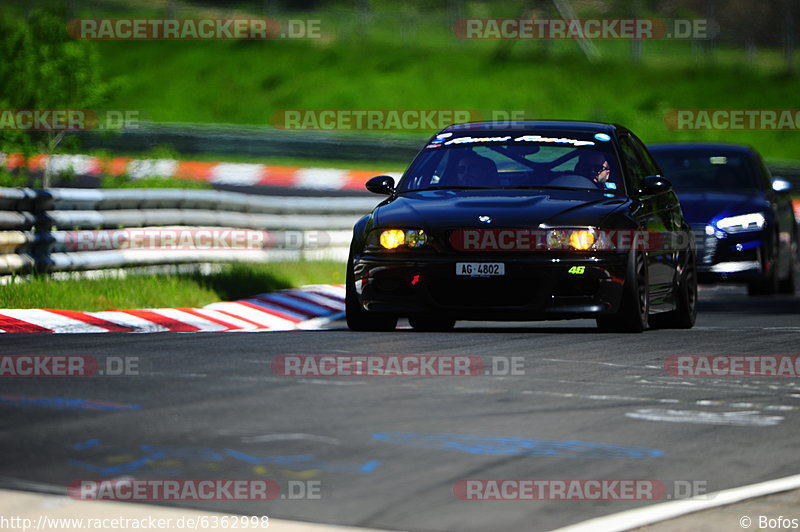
352, 253, 628, 320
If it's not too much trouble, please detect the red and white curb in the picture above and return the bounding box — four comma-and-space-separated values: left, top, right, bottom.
1, 152, 400, 192
0, 284, 345, 333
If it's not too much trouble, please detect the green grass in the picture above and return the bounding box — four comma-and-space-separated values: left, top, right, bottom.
99, 174, 213, 189
84, 16, 800, 161
0, 261, 345, 310
0, 170, 214, 189
3, 1, 800, 161
6, 3, 800, 166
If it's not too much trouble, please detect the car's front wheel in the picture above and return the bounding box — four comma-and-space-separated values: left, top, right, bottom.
345, 254, 398, 332
650, 253, 697, 329
747, 264, 778, 296
748, 240, 780, 296
777, 238, 796, 295
597, 251, 649, 333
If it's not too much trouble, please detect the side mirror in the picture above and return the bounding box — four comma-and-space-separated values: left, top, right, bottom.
772, 177, 793, 193
366, 175, 395, 195
641, 175, 672, 194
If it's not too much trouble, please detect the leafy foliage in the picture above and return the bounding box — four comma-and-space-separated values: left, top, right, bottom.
0, 9, 122, 186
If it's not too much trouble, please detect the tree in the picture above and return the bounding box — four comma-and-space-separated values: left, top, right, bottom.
0, 9, 119, 187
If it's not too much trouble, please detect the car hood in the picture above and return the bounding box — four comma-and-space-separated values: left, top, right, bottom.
373, 189, 628, 228
675, 191, 768, 225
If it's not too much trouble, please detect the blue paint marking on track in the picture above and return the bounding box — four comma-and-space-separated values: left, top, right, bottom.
68, 455, 173, 476
371, 433, 663, 458
317, 459, 382, 473
223, 449, 317, 465
0, 395, 140, 411
67, 440, 381, 476
140, 445, 225, 461
72, 439, 102, 450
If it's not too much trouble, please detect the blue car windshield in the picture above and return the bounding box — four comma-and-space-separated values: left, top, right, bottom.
397, 142, 621, 193
652, 152, 760, 192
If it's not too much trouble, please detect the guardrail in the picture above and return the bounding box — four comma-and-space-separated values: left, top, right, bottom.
78, 121, 425, 163
0, 188, 378, 274
75, 121, 800, 186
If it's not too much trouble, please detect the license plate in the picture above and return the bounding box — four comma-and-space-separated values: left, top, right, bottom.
456, 263, 505, 277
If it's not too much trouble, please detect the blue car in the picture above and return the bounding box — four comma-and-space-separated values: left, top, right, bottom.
649, 143, 797, 295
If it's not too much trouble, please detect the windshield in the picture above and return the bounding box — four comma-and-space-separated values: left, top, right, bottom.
398, 140, 622, 193
651, 150, 760, 192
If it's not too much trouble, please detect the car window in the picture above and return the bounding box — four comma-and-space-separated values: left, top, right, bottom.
649, 150, 761, 192
399, 142, 621, 192
629, 135, 660, 176
753, 153, 774, 190
618, 135, 648, 190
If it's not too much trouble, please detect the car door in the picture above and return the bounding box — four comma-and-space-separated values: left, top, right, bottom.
619, 133, 676, 307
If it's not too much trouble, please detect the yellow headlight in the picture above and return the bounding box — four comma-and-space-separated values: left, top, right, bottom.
569, 230, 595, 250
380, 229, 405, 249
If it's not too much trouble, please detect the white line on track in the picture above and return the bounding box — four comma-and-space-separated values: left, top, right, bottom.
550, 473, 800, 532
624, 408, 784, 426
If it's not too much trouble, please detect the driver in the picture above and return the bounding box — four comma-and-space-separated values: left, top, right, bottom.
574, 151, 612, 188
451, 154, 498, 187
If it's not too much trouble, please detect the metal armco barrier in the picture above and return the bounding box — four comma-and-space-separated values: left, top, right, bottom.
78, 122, 426, 162
0, 188, 377, 274
74, 122, 800, 185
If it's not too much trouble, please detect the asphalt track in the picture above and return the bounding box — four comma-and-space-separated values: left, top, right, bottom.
1, 284, 799, 532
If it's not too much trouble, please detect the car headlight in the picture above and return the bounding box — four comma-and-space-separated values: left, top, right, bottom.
377, 229, 428, 250
715, 213, 766, 234
546, 228, 597, 251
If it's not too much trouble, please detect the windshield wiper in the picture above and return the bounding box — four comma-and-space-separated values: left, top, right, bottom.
403, 186, 485, 192
499, 185, 605, 191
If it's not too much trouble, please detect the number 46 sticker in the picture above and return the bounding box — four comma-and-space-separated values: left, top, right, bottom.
568, 266, 585, 275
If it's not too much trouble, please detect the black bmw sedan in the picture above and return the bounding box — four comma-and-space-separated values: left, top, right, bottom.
648, 143, 797, 296
346, 121, 697, 333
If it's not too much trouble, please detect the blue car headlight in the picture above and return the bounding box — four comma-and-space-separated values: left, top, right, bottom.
715, 213, 766, 234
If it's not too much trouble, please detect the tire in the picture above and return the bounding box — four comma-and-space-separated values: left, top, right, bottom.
777, 243, 796, 295
597, 251, 649, 333
747, 262, 778, 296
345, 254, 397, 332
409, 315, 456, 332
650, 253, 697, 329
748, 240, 779, 296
